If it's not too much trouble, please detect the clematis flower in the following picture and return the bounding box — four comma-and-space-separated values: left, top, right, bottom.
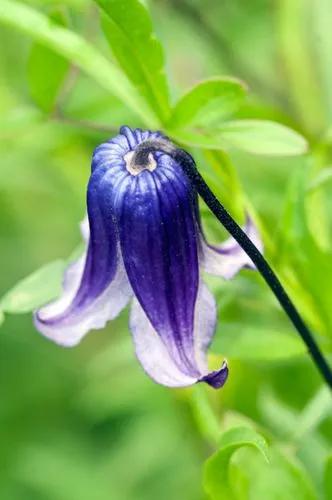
34, 126, 262, 389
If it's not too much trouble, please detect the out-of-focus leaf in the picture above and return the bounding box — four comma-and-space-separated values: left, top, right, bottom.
324, 455, 332, 500
0, 0, 158, 126
0, 309, 4, 328
170, 120, 307, 155
277, 164, 332, 333
167, 77, 246, 128
277, 0, 326, 134
204, 426, 269, 500
28, 9, 69, 113
212, 323, 306, 360
0, 260, 65, 313
310, 0, 332, 122
96, 0, 170, 122
293, 387, 332, 440
308, 167, 332, 194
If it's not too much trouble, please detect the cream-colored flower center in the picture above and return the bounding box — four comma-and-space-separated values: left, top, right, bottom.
124, 150, 157, 176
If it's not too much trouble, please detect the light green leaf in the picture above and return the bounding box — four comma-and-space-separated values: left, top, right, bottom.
0, 260, 65, 314
167, 77, 246, 128
96, 0, 170, 122
217, 120, 308, 156
170, 120, 308, 156
277, 0, 326, 134
28, 10, 69, 113
307, 167, 332, 194
0, 0, 158, 126
234, 446, 316, 500
0, 309, 4, 328
204, 426, 269, 500
212, 323, 306, 360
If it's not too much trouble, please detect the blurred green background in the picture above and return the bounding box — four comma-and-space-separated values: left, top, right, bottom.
0, 1, 332, 499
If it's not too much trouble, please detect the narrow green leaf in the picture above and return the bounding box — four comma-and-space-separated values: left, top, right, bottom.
217, 120, 308, 156
204, 426, 269, 500
0, 0, 159, 126
293, 387, 332, 440
96, 0, 170, 122
277, 0, 326, 134
28, 10, 69, 113
168, 77, 246, 128
212, 323, 306, 360
0, 260, 65, 314
0, 309, 4, 328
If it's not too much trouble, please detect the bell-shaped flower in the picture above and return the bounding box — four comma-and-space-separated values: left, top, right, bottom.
34, 127, 262, 389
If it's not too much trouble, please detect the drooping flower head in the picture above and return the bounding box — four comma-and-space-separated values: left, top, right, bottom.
35, 126, 261, 388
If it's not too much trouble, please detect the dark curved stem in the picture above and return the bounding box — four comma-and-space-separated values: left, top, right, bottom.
133, 139, 332, 390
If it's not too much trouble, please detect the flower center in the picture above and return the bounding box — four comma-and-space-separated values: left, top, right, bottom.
124, 150, 157, 176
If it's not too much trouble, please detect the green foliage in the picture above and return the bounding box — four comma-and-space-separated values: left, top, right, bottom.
96, 0, 170, 122
167, 77, 247, 128
169, 120, 307, 155
0, 0, 332, 499
324, 455, 332, 499
0, 0, 158, 125
204, 426, 269, 499
215, 120, 308, 156
28, 9, 70, 113
0, 260, 65, 314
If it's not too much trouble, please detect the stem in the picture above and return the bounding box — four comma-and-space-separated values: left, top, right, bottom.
133, 139, 332, 390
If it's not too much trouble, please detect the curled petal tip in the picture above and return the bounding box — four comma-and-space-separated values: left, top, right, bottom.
199, 361, 229, 389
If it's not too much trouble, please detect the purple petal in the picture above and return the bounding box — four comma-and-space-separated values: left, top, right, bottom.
200, 216, 263, 279
113, 159, 200, 377
130, 283, 228, 388
34, 167, 132, 346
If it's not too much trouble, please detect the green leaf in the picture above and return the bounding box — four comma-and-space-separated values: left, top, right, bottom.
324, 455, 332, 500
0, 260, 65, 314
212, 323, 306, 360
28, 10, 69, 113
0, 309, 4, 328
204, 426, 269, 500
27, 8, 69, 113
96, 0, 170, 123
307, 167, 332, 194
167, 77, 246, 128
217, 120, 308, 156
277, 0, 326, 134
234, 446, 316, 500
170, 120, 308, 156
0, 0, 158, 126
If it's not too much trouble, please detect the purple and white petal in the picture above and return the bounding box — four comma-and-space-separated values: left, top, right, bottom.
200, 216, 263, 279
34, 165, 132, 346
130, 282, 228, 388
114, 158, 200, 378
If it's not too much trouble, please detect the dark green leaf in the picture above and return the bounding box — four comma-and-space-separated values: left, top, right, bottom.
324, 455, 332, 499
